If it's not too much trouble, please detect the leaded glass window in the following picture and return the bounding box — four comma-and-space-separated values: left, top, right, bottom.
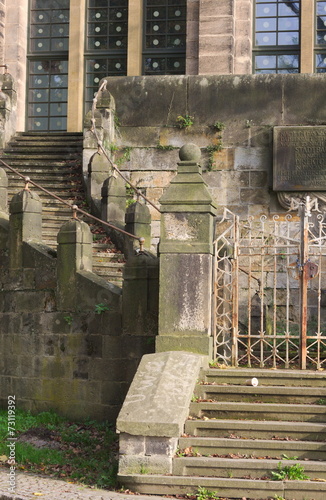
143, 0, 186, 75
85, 0, 128, 111
28, 60, 68, 131
29, 0, 70, 53
28, 0, 69, 131
253, 0, 300, 73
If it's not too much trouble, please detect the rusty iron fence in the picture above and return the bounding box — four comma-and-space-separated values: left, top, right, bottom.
213, 198, 326, 370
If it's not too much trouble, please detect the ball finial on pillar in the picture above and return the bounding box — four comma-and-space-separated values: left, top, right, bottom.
179, 143, 201, 162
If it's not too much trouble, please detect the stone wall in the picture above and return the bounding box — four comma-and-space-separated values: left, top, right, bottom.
96, 73, 326, 245
0, 186, 156, 422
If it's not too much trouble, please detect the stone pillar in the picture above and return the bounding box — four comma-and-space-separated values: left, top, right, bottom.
87, 152, 111, 215
156, 143, 217, 357
101, 174, 126, 226
122, 253, 159, 337
83, 89, 116, 189
57, 219, 93, 311
0, 166, 7, 213
0, 167, 8, 250
125, 201, 151, 252
9, 190, 42, 269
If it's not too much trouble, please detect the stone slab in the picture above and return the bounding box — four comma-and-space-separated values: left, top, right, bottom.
116, 351, 202, 437
273, 126, 326, 191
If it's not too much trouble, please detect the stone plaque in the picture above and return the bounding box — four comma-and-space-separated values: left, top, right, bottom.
273, 126, 326, 191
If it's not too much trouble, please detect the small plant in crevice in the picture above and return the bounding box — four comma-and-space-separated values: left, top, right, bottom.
139, 464, 149, 474
212, 121, 225, 132
206, 143, 222, 171
94, 303, 110, 315
114, 112, 121, 128
195, 486, 219, 500
176, 114, 194, 129
156, 143, 177, 151
109, 143, 119, 154
64, 315, 73, 326
126, 183, 136, 209
271, 462, 309, 481
116, 146, 133, 167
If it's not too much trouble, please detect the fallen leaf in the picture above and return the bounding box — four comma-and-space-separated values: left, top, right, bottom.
33, 493, 44, 496
0, 455, 8, 462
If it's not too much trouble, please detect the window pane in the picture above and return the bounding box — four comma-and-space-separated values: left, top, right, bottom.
143, 0, 186, 75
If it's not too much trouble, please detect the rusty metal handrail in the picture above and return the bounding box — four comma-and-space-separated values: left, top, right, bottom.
90, 79, 161, 214
0, 158, 145, 251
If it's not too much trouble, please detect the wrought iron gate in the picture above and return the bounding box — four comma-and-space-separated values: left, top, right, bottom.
213, 199, 326, 370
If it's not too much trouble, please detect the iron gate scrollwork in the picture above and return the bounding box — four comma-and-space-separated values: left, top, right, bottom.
212, 199, 326, 370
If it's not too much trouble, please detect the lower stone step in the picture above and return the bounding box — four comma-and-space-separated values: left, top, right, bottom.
117, 473, 326, 500
173, 456, 326, 480
177, 436, 326, 460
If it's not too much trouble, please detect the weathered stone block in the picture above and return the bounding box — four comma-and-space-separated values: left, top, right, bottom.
116, 351, 202, 437
105, 76, 187, 128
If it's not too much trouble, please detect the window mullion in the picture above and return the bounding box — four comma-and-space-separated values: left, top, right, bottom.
301, 0, 314, 72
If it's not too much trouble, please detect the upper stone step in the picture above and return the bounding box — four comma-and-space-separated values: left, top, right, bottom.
195, 382, 326, 404
202, 368, 326, 387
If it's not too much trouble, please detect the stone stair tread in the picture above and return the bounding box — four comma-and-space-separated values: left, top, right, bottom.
203, 368, 326, 386
185, 418, 326, 431
197, 385, 326, 396
117, 473, 326, 499
189, 401, 326, 422
178, 436, 326, 457
173, 456, 326, 478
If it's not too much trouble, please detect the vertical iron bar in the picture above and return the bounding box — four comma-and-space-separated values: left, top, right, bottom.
232, 216, 239, 366
299, 203, 309, 370
273, 220, 277, 368
212, 240, 217, 361
285, 218, 291, 369
260, 220, 265, 368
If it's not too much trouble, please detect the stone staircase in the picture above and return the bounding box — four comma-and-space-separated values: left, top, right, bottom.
1, 132, 125, 287
120, 368, 326, 500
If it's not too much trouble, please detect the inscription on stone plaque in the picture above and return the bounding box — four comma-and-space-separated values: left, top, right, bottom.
273, 126, 326, 191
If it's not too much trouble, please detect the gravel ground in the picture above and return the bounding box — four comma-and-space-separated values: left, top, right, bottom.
0, 468, 163, 500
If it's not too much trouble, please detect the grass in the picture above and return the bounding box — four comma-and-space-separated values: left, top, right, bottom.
0, 409, 118, 489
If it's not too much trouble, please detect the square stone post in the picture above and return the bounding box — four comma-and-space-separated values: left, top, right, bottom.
9, 189, 42, 269
156, 143, 217, 357
57, 218, 93, 311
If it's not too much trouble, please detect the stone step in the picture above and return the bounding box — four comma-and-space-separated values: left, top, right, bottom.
93, 268, 124, 278
184, 418, 326, 441
117, 474, 326, 500
2, 153, 81, 160
189, 401, 326, 422
93, 260, 125, 268
173, 456, 326, 480
177, 436, 326, 460
3, 160, 80, 168
6, 143, 82, 151
194, 383, 326, 404
202, 368, 326, 387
